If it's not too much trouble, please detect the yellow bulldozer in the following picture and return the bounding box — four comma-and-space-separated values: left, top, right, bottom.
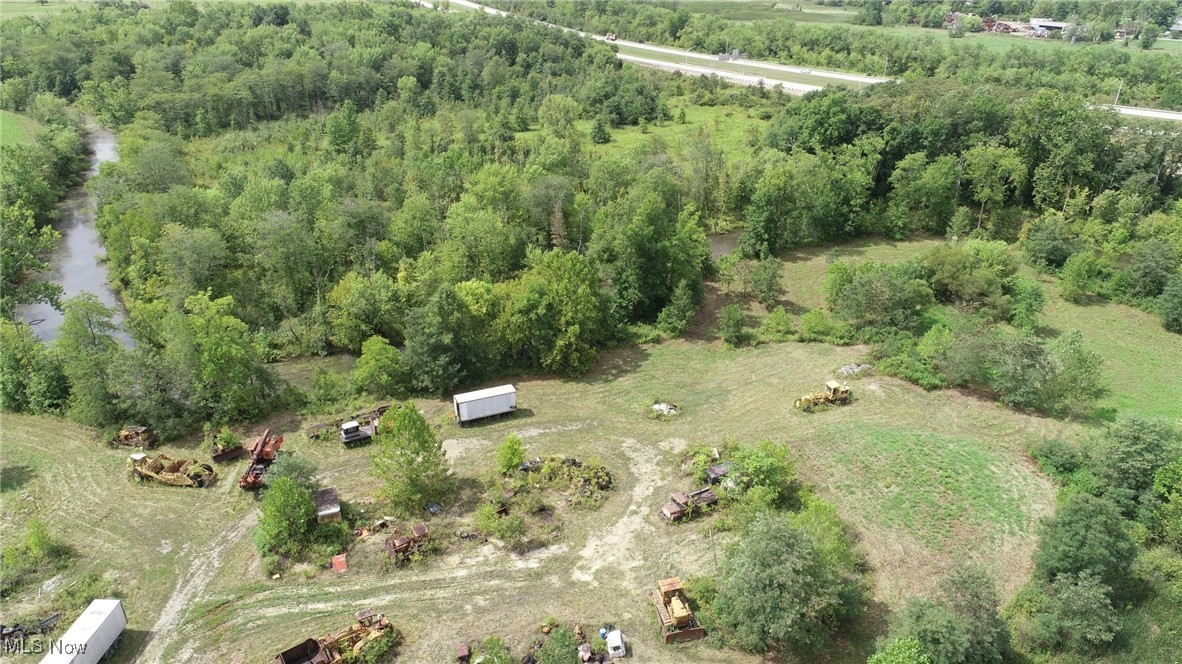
651, 577, 706, 644
794, 380, 851, 412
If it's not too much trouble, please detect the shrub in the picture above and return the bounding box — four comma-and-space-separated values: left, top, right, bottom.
1123, 238, 1178, 298
1024, 215, 1085, 271
1161, 272, 1182, 333
656, 280, 697, 337
254, 477, 315, 558
1086, 416, 1180, 511
751, 258, 783, 308
351, 335, 408, 398
1030, 439, 1082, 479
718, 304, 750, 347
1009, 277, 1045, 332
371, 404, 450, 516
730, 441, 797, 506
480, 636, 514, 664
1034, 494, 1136, 593
889, 565, 1008, 664
1046, 573, 1120, 653
309, 367, 348, 412
758, 306, 795, 342
828, 262, 934, 333
1060, 252, 1099, 303
798, 308, 852, 344
265, 452, 320, 492
536, 627, 579, 664
496, 434, 525, 476
868, 637, 933, 664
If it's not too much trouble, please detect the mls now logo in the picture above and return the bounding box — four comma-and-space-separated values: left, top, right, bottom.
1, 638, 88, 655
51, 641, 89, 655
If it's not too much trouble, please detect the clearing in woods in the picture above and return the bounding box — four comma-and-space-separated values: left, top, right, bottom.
2, 335, 1067, 663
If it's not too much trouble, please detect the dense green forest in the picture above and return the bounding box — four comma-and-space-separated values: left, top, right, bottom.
2, 1, 1182, 437
492, 0, 1182, 108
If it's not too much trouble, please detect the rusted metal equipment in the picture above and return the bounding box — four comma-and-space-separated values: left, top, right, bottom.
315, 488, 342, 524
1, 612, 61, 644
652, 577, 706, 644
339, 419, 377, 447
211, 438, 246, 462
385, 523, 430, 562
130, 453, 216, 488
660, 487, 718, 522
109, 425, 156, 449
238, 429, 283, 490
306, 404, 392, 443
272, 610, 396, 664
794, 380, 851, 412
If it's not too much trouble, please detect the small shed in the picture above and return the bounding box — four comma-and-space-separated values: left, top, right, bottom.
606, 629, 626, 658
315, 487, 342, 524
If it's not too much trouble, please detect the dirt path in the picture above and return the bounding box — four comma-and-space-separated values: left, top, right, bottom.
570, 437, 664, 590
136, 510, 258, 664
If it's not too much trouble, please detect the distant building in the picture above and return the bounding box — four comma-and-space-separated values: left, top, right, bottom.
315, 487, 342, 524
1030, 17, 1070, 31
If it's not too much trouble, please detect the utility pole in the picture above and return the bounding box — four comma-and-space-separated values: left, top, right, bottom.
1114, 79, 1124, 106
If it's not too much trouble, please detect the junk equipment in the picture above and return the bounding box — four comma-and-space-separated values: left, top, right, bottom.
651, 577, 706, 644
659, 487, 718, 522
129, 453, 216, 488
794, 380, 852, 412
452, 385, 516, 425
238, 429, 283, 489
109, 425, 155, 449
271, 610, 396, 664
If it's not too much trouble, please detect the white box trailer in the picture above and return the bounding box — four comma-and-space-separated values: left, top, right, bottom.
40, 598, 126, 664
453, 384, 517, 425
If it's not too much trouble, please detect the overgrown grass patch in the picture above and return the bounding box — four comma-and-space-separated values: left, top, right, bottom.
818, 425, 1035, 548
0, 110, 42, 146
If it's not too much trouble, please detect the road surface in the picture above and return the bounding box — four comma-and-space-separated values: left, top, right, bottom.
420, 0, 1182, 118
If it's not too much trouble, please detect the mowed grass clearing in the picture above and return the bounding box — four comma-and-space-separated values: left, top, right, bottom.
3, 332, 1066, 662
1039, 279, 1182, 419
0, 110, 42, 147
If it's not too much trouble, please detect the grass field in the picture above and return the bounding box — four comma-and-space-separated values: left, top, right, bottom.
1039, 280, 1182, 419
0, 327, 1073, 663
0, 110, 42, 147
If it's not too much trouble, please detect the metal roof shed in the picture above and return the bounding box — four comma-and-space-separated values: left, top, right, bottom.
452, 384, 517, 424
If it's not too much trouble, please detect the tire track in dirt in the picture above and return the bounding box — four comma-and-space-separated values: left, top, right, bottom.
570, 437, 663, 590
136, 510, 258, 663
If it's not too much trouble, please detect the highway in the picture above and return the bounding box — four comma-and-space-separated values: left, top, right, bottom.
417, 0, 1182, 120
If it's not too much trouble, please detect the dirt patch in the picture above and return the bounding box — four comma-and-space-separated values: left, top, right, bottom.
137, 511, 258, 663
570, 438, 663, 590
512, 421, 592, 439
442, 437, 493, 461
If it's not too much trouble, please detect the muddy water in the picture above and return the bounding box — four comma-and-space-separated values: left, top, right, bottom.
18, 126, 131, 344
708, 229, 742, 260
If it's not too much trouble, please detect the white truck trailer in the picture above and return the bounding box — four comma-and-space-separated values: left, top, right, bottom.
453, 384, 517, 425
39, 598, 126, 664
